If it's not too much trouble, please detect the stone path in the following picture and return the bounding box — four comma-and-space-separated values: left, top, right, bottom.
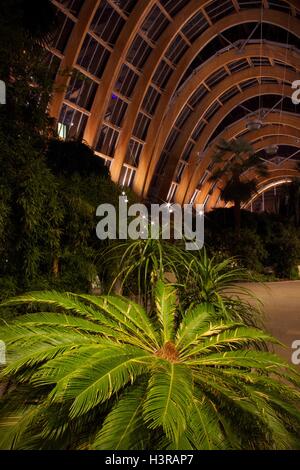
241, 281, 300, 367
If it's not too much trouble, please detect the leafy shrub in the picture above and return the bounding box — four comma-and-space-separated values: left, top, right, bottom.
206, 227, 267, 272
205, 209, 300, 278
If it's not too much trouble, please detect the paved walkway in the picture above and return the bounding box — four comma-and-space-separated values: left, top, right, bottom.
242, 281, 300, 367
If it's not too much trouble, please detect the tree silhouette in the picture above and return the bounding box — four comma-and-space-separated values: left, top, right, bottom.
209, 138, 269, 234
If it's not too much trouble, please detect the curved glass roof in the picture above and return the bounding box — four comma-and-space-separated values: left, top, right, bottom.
48, 0, 300, 207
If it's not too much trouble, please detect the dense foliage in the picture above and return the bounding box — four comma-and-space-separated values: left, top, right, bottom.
205, 208, 300, 278
0, 0, 130, 299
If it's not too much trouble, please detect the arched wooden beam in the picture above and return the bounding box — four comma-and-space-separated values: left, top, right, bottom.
112, 0, 300, 186
253, 171, 299, 191
176, 81, 294, 204
181, 112, 300, 206
49, 1, 300, 167
204, 134, 300, 210
207, 135, 300, 210
83, 0, 156, 144
159, 75, 295, 202
49, 0, 101, 119
220, 169, 299, 209
151, 60, 300, 201
133, 9, 300, 197
243, 175, 298, 209
108, 0, 212, 182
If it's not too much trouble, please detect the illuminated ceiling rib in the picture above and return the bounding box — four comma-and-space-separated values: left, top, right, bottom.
48, 0, 300, 209
243, 178, 294, 209
190, 118, 300, 209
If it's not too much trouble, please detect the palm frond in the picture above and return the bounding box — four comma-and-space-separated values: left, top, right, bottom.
143, 362, 193, 444
180, 326, 277, 359
176, 303, 212, 350
188, 350, 294, 371
44, 345, 153, 419
185, 393, 237, 450
92, 383, 149, 450
0, 405, 44, 450
155, 281, 176, 343
77, 294, 160, 350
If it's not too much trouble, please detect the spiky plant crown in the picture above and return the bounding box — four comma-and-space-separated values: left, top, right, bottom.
0, 281, 299, 450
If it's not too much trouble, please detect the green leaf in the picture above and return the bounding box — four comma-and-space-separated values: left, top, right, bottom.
187, 350, 291, 370
0, 405, 44, 450
1, 291, 118, 329
93, 383, 149, 450
45, 345, 153, 419
77, 294, 159, 350
185, 394, 237, 450
155, 281, 176, 343
176, 304, 213, 351
181, 326, 275, 359
143, 362, 193, 445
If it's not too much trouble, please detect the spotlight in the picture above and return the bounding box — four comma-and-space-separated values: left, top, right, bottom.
246, 119, 263, 131
265, 144, 279, 156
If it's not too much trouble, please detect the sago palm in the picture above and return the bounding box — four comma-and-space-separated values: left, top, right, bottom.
0, 282, 300, 450
178, 249, 262, 327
